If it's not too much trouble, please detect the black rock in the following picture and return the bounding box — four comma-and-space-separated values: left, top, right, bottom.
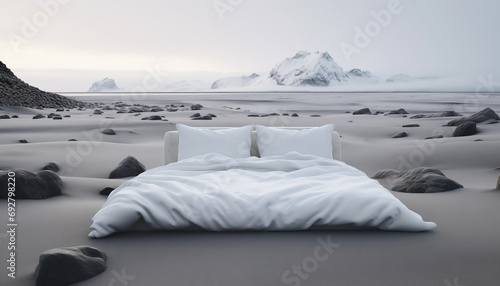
33, 114, 45, 119
247, 114, 260, 117
191, 103, 203, 110
190, 113, 201, 118
353, 108, 371, 115
402, 124, 420, 128
310, 115, 321, 117
391, 132, 408, 138
52, 116, 63, 120
291, 113, 299, 117
35, 246, 107, 286
207, 113, 217, 118
452, 122, 477, 137
99, 187, 115, 196
63, 115, 70, 118
151, 108, 165, 112
372, 167, 463, 193
0, 169, 63, 199
101, 128, 116, 135
56, 108, 64, 112
388, 108, 408, 115
68, 139, 77, 141
425, 135, 444, 140
147, 115, 163, 120
41, 162, 60, 173
93, 110, 103, 115
0, 114, 10, 119
109, 156, 146, 179
447, 107, 500, 126
191, 115, 212, 120
260, 113, 280, 117
47, 113, 61, 118
12, 115, 18, 118
19, 139, 28, 143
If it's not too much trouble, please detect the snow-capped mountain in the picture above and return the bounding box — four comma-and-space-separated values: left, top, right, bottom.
88, 78, 120, 92
211, 73, 261, 89
386, 73, 412, 83
269, 51, 348, 86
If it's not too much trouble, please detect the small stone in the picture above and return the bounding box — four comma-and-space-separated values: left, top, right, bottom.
99, 187, 115, 196
291, 113, 299, 117
33, 114, 45, 119
191, 103, 203, 110
0, 115, 11, 119
425, 135, 444, 140
247, 114, 259, 117
19, 139, 28, 143
391, 132, 408, 138
353, 108, 371, 115
109, 156, 146, 179
403, 124, 420, 128
102, 128, 116, 135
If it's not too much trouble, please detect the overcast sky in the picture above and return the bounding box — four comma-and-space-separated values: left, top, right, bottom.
1, 0, 499, 91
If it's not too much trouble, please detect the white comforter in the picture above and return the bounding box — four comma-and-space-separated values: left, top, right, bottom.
89, 152, 436, 238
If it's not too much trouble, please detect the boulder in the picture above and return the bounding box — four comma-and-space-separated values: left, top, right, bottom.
0, 114, 10, 119
109, 156, 146, 179
388, 108, 408, 115
33, 114, 45, 119
19, 139, 28, 143
452, 122, 477, 137
352, 108, 371, 115
101, 128, 116, 135
191, 115, 213, 120
0, 169, 63, 199
447, 107, 499, 126
35, 246, 107, 286
191, 103, 203, 110
372, 167, 463, 193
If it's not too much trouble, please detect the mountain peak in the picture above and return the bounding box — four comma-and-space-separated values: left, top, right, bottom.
88, 78, 120, 92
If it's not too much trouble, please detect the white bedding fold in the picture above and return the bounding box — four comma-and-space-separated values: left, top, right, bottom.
89, 152, 436, 238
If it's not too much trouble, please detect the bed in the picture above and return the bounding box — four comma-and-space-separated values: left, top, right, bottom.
89, 124, 436, 238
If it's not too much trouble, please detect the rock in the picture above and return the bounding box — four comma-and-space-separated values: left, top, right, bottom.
101, 128, 116, 135
497, 176, 500, 190
190, 113, 201, 118
372, 167, 463, 193
447, 107, 500, 126
93, 110, 103, 115
310, 114, 321, 117
99, 187, 115, 196
425, 135, 444, 140
41, 162, 60, 173
260, 113, 280, 117
0, 115, 10, 119
33, 114, 45, 119
47, 113, 61, 118
391, 132, 408, 138
35, 246, 107, 286
12, 115, 18, 118
150, 107, 165, 112
402, 124, 420, 128
207, 113, 217, 118
247, 114, 259, 117
68, 139, 77, 141
452, 122, 477, 137
388, 108, 408, 115
291, 113, 299, 117
109, 156, 146, 179
19, 139, 28, 143
353, 108, 371, 115
191, 103, 203, 110
0, 169, 63, 199
191, 115, 212, 120
56, 108, 64, 112
52, 116, 63, 120
147, 115, 163, 120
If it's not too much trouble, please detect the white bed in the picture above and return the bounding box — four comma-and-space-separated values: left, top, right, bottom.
89, 125, 436, 238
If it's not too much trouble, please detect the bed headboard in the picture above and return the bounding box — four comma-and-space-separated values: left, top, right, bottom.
163, 127, 342, 165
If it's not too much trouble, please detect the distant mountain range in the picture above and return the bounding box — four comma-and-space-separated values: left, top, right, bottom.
211, 51, 384, 90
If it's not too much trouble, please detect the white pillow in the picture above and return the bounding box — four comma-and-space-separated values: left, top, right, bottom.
255, 124, 334, 159
177, 124, 254, 160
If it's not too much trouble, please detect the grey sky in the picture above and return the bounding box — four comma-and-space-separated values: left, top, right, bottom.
1, 0, 499, 91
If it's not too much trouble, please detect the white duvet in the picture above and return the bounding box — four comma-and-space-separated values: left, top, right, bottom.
89, 152, 436, 238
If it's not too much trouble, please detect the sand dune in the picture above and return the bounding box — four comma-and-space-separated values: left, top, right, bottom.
1, 92, 499, 285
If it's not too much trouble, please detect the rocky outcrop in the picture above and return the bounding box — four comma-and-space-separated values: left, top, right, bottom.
0, 61, 89, 108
